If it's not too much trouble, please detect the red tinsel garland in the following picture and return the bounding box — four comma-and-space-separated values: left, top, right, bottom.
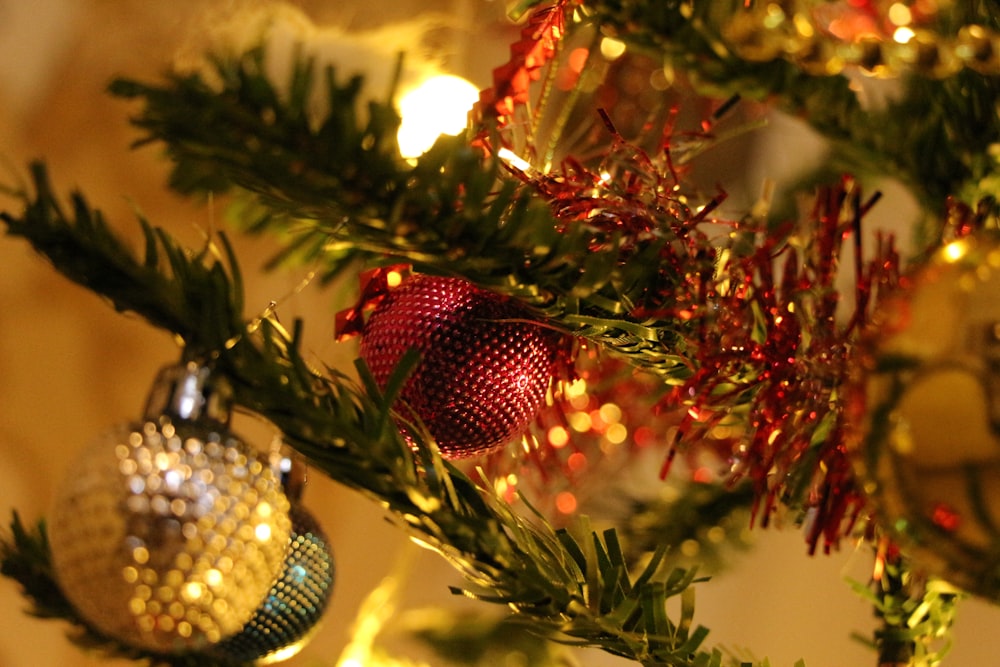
475, 1, 903, 553
462, 1, 907, 552
472, 0, 576, 129
657, 180, 901, 553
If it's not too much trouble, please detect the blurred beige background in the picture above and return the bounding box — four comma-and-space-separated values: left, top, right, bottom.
2, 2, 999, 666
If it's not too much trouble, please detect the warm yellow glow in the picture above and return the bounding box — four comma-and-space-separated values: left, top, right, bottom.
599, 402, 622, 424
681, 539, 701, 557
397, 74, 480, 159
547, 425, 570, 448
335, 564, 435, 667
255, 523, 273, 541
259, 642, 306, 665
707, 526, 727, 544
887, 3, 912, 26
605, 423, 628, 444
792, 13, 814, 38
182, 581, 205, 602
568, 410, 592, 432
764, 3, 786, 29
893, 26, 916, 43
942, 240, 968, 263
497, 147, 531, 172
563, 377, 588, 398
599, 37, 626, 60
204, 568, 223, 588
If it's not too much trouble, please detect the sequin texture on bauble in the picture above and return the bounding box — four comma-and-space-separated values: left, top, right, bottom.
360, 275, 561, 459
47, 363, 291, 653
209, 506, 334, 664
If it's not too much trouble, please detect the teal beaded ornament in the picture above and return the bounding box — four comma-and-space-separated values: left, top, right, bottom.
209, 455, 334, 664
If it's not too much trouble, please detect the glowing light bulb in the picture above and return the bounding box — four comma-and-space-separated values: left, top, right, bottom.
599, 37, 626, 60
893, 26, 916, 44
887, 3, 912, 26
397, 74, 480, 159
555, 491, 578, 514
498, 147, 531, 172
940, 241, 968, 264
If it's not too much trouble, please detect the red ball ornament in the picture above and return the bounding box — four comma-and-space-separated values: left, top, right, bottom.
360, 274, 561, 459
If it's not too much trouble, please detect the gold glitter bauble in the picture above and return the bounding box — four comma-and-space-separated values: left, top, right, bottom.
48, 363, 292, 653
854, 233, 1000, 599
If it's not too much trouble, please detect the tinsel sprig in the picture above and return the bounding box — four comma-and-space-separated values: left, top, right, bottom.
846, 548, 964, 667
1, 165, 749, 666
533, 0, 1000, 213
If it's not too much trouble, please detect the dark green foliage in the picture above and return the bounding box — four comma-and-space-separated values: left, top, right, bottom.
5, 2, 993, 662
1, 165, 742, 666
110, 49, 701, 383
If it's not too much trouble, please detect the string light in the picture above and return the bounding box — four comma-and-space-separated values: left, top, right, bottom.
599, 36, 627, 60
396, 74, 480, 159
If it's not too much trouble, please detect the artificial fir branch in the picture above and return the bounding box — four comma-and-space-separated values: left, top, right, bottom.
846, 550, 963, 667
1, 163, 244, 351
110, 48, 701, 383
0, 513, 75, 622
1, 165, 745, 666
106, 33, 906, 551
2, 4, 989, 663
616, 482, 756, 572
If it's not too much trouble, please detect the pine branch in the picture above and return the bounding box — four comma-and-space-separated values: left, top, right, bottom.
108, 49, 699, 385
0, 165, 758, 666
846, 553, 963, 667
0, 163, 244, 351
101, 33, 888, 552
0, 513, 75, 621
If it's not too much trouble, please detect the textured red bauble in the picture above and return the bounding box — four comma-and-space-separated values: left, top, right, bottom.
360, 274, 561, 459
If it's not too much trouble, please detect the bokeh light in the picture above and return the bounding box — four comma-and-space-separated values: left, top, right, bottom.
397, 74, 480, 159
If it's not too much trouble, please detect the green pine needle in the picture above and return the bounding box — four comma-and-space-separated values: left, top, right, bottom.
1, 163, 750, 666
108, 47, 699, 384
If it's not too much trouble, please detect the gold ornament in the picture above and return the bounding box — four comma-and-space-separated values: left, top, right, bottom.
721, 2, 1000, 79
955, 25, 1000, 75
854, 233, 1000, 599
48, 362, 292, 652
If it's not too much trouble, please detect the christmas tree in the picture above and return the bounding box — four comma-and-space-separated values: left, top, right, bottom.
2, 1, 999, 665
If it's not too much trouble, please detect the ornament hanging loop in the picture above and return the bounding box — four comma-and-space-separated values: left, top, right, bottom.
269, 443, 309, 504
